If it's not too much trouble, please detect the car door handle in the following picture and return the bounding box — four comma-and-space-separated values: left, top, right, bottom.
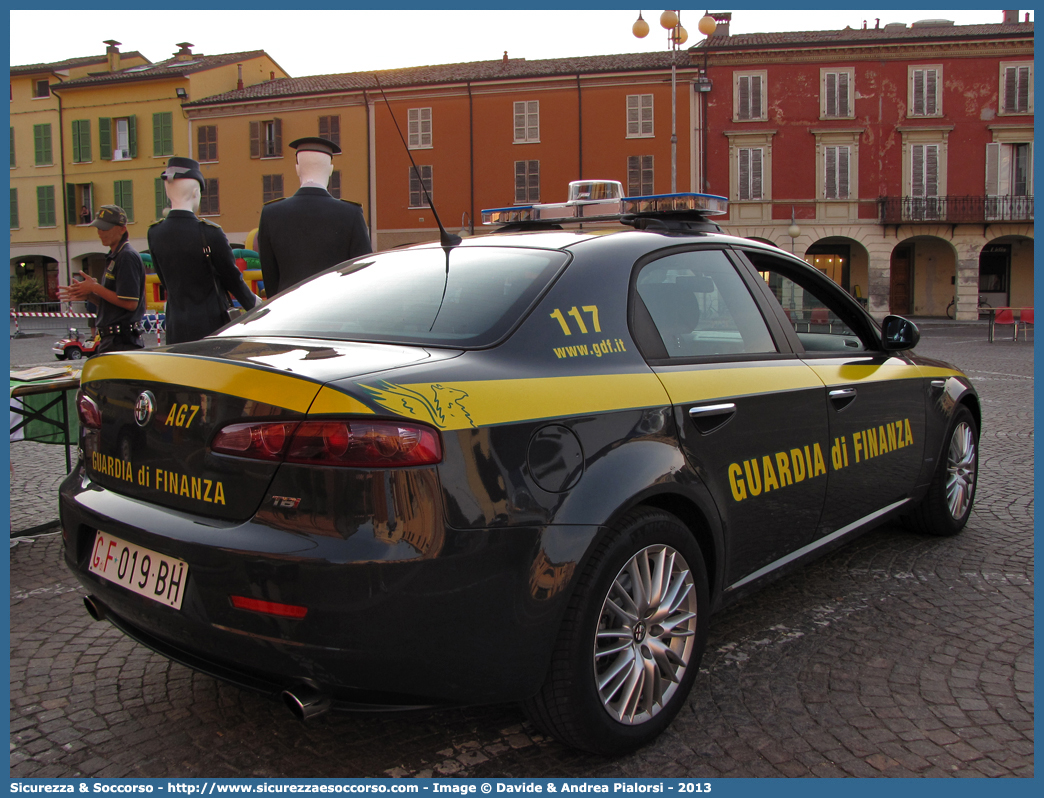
688, 402, 736, 434
828, 388, 856, 410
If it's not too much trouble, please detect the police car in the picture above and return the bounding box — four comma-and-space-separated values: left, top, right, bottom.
61, 183, 979, 755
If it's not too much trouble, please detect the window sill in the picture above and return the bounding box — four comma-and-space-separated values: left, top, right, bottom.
73, 161, 93, 165
625, 134, 655, 139
260, 155, 284, 160
513, 140, 540, 145
408, 144, 433, 150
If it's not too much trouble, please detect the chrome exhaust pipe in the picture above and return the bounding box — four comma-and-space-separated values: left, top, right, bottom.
282, 685, 331, 721
83, 595, 107, 622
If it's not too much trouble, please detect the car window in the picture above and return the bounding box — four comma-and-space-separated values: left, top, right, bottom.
221, 246, 569, 347
744, 251, 869, 353
636, 249, 776, 357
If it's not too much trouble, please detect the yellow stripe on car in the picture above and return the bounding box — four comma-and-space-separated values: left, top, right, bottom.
82, 353, 323, 414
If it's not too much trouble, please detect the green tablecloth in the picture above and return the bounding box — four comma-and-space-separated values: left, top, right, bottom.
10, 376, 80, 444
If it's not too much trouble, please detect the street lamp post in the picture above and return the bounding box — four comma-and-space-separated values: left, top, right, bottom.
633, 10, 689, 193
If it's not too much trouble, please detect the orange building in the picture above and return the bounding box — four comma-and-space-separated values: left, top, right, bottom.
185, 52, 699, 250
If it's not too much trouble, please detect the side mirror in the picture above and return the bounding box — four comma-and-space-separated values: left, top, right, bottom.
881, 315, 920, 351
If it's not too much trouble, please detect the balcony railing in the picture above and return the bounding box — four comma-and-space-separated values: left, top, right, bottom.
878, 195, 1034, 224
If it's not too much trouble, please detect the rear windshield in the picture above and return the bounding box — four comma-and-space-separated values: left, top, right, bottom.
220, 246, 569, 347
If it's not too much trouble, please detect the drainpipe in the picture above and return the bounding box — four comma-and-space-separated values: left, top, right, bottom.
467, 81, 474, 234
364, 90, 376, 246
54, 79, 71, 287
576, 74, 583, 180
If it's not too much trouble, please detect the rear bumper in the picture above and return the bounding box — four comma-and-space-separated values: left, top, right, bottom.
60, 469, 599, 706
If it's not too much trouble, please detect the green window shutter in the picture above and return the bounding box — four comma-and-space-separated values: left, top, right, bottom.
10, 127, 14, 168
37, 185, 56, 227
153, 112, 173, 156
154, 178, 170, 219
127, 115, 137, 158
34, 124, 52, 165
114, 180, 134, 223
66, 184, 77, 225
99, 118, 112, 160
10, 187, 18, 229
72, 120, 92, 163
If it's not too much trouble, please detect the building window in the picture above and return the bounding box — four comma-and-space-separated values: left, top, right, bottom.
113, 180, 134, 223
909, 67, 941, 117
36, 185, 56, 227
32, 79, 50, 98
1000, 63, 1032, 114
33, 123, 52, 165
824, 145, 850, 199
66, 183, 93, 225
738, 147, 763, 200
200, 178, 220, 216
319, 115, 340, 147
263, 174, 284, 204
822, 69, 853, 118
251, 119, 282, 159
908, 143, 940, 220
198, 125, 217, 162
153, 112, 173, 156
626, 95, 654, 138
986, 141, 1033, 220
154, 178, 170, 220
72, 120, 92, 163
329, 170, 341, 199
513, 101, 539, 143
408, 108, 432, 149
735, 72, 766, 121
627, 155, 654, 196
11, 187, 18, 229
514, 160, 540, 204
99, 116, 137, 161
408, 165, 432, 208
10, 127, 14, 168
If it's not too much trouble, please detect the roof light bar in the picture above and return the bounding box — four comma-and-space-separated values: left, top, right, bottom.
481, 182, 728, 227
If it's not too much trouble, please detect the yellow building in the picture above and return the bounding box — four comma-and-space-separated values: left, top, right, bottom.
183, 79, 370, 245
11, 42, 288, 295
10, 43, 150, 299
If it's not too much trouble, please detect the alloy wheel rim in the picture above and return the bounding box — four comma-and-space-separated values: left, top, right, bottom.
946, 421, 977, 520
593, 544, 697, 725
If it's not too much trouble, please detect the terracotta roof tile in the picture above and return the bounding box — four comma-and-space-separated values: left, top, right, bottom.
692, 21, 1033, 50
187, 51, 692, 105
11, 51, 149, 75
52, 50, 273, 88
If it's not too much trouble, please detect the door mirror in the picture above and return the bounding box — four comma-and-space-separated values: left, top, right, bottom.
881, 315, 920, 351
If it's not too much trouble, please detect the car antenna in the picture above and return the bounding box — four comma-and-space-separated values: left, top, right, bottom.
373, 74, 461, 249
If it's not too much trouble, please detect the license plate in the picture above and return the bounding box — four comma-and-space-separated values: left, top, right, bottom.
88, 531, 189, 610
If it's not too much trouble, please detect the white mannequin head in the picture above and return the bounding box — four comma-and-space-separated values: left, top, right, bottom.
165, 178, 201, 214
296, 150, 334, 189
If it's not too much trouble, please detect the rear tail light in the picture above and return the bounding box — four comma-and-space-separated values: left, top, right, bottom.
229, 595, 308, 619
211, 419, 442, 467
76, 390, 102, 429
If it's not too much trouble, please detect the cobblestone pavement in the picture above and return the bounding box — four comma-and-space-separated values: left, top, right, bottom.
9, 324, 1033, 778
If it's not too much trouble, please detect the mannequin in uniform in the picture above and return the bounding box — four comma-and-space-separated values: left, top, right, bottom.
258, 136, 371, 298
147, 157, 258, 344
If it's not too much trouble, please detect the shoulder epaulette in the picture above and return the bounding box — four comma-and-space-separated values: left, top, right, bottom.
264, 197, 287, 206
340, 198, 363, 208
148, 218, 165, 228
200, 217, 224, 230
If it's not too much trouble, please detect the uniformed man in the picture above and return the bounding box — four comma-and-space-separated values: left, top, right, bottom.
148, 157, 259, 344
258, 136, 372, 298
57, 205, 145, 354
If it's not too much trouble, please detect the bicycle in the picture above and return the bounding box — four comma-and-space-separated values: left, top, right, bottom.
946, 295, 992, 319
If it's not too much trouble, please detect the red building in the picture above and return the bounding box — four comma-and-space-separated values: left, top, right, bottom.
695, 11, 1033, 318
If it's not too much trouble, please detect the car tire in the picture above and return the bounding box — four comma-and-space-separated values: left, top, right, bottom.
54, 353, 66, 361
903, 405, 978, 536
66, 347, 82, 360
523, 507, 709, 755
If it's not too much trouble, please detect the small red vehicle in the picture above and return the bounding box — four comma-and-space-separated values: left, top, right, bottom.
53, 328, 99, 360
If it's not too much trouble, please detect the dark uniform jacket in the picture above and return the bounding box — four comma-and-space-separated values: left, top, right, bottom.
258, 186, 372, 298
95, 234, 146, 353
147, 210, 257, 345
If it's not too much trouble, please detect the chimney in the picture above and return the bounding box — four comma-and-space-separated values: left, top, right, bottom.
103, 40, 121, 72
237, 64, 244, 90
503, 51, 508, 62
709, 12, 731, 37
174, 42, 195, 61
1002, 10, 1019, 24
